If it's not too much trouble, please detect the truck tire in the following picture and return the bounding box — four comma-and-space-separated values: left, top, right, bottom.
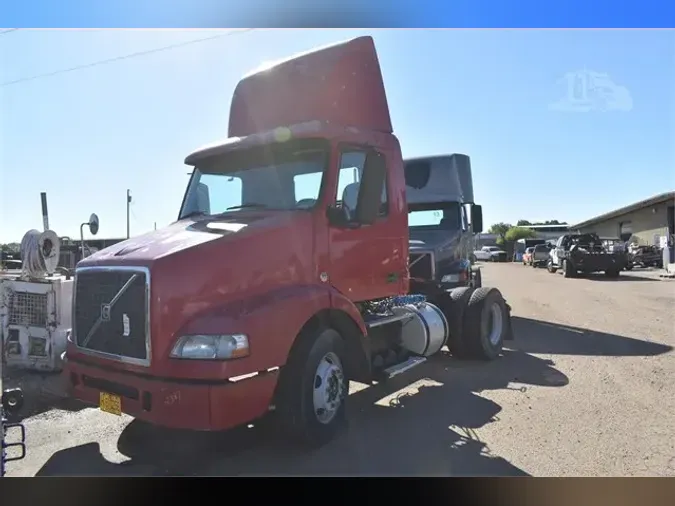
275, 326, 348, 448
442, 287, 474, 359
563, 259, 575, 278
471, 269, 482, 289
547, 259, 557, 273
461, 287, 507, 361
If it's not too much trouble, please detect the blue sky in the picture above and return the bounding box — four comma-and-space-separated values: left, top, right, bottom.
1, 29, 673, 242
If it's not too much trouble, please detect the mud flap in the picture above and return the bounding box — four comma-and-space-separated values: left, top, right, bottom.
503, 302, 515, 341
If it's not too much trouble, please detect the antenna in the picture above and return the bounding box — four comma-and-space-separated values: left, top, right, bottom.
126, 189, 132, 239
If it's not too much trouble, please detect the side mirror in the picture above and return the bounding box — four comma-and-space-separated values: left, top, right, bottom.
326, 205, 351, 228
354, 150, 386, 225
88, 213, 99, 236
471, 205, 483, 234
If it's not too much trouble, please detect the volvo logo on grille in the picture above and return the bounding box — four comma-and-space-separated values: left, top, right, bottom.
100, 304, 111, 321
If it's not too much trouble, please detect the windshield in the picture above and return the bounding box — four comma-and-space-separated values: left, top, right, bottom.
408, 202, 463, 230
179, 139, 328, 219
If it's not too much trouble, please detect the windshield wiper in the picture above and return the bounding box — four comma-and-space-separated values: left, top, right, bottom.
226, 203, 269, 210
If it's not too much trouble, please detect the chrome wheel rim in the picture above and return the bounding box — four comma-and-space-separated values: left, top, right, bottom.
312, 352, 345, 425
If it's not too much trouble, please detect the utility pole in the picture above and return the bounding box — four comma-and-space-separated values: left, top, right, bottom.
126, 189, 132, 239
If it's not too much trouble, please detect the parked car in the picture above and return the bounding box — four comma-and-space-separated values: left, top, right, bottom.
522, 247, 534, 265
473, 245, 508, 262
531, 243, 552, 268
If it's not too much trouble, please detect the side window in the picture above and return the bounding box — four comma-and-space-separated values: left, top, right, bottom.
336, 149, 388, 217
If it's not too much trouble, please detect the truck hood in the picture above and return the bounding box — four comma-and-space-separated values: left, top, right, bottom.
79, 212, 297, 266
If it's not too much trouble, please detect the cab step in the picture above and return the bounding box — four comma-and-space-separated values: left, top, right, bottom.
382, 356, 427, 380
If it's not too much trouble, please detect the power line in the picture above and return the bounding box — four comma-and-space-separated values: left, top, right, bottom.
0, 28, 19, 35
1, 28, 255, 88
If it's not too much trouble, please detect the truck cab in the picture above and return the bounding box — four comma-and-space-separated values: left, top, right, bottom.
405, 155, 483, 291
64, 36, 513, 447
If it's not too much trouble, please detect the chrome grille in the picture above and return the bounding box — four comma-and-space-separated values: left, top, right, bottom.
409, 252, 434, 280
74, 267, 149, 364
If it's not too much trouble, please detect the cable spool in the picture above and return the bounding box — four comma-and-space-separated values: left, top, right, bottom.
20, 229, 61, 278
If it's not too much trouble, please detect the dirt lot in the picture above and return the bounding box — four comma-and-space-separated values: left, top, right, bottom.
4, 263, 675, 476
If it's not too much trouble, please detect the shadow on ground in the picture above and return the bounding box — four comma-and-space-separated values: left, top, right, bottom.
512, 317, 673, 357
35, 314, 662, 477
532, 266, 662, 282
3, 369, 86, 422
584, 273, 661, 282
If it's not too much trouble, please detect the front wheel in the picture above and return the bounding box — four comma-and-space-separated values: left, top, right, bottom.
547, 259, 557, 273
275, 327, 348, 448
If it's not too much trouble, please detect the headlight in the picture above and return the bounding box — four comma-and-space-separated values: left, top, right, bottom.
170, 334, 249, 360
441, 274, 460, 283
441, 272, 467, 283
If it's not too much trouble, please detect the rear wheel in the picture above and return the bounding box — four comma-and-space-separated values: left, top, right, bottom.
275, 327, 348, 448
442, 287, 474, 358
563, 259, 575, 278
605, 268, 620, 278
547, 259, 557, 273
461, 287, 507, 361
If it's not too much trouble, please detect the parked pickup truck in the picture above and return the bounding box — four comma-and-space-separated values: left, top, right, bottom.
531, 243, 552, 268
473, 246, 507, 262
548, 233, 626, 278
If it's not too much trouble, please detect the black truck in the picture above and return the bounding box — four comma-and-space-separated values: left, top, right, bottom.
405, 154, 483, 293
547, 233, 627, 278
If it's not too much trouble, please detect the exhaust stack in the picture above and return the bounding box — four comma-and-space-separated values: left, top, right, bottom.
40, 192, 49, 231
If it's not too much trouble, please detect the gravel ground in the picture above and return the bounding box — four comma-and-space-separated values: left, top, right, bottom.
4, 263, 674, 476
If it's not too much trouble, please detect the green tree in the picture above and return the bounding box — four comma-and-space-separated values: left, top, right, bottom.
488, 223, 512, 245
505, 226, 537, 242
516, 219, 532, 226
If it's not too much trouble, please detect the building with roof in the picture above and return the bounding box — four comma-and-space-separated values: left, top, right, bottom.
571, 191, 675, 245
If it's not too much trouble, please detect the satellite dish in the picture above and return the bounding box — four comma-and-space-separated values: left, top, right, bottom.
88, 213, 99, 236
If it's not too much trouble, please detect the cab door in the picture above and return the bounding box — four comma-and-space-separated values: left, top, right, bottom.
327, 145, 404, 302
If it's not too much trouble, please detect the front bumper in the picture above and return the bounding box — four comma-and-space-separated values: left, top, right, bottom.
64, 358, 278, 431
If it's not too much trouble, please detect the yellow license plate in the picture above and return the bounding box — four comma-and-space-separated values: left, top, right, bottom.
99, 392, 122, 416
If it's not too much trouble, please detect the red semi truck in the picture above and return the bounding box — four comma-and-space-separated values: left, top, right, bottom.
63, 36, 514, 447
